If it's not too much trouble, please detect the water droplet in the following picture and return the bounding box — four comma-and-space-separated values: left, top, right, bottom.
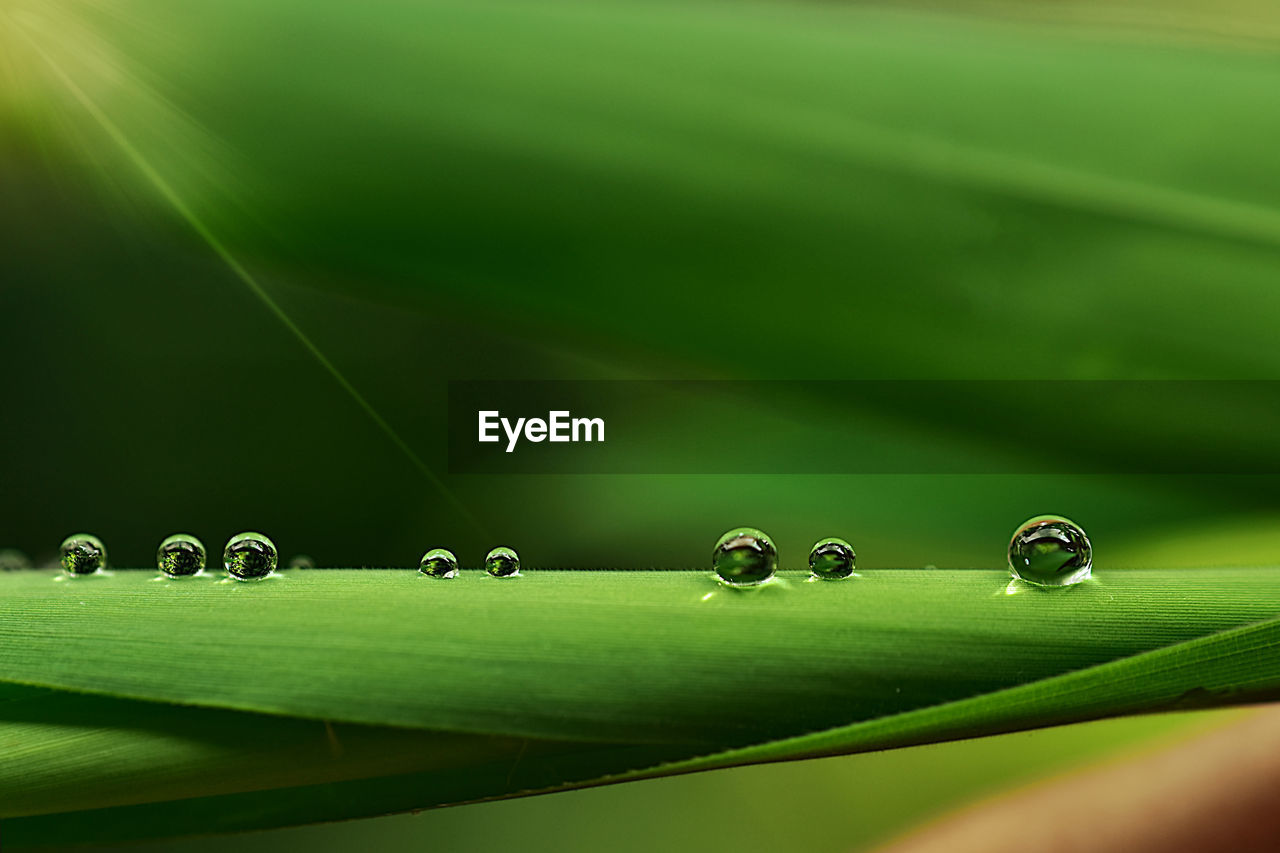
157, 534, 206, 578
484, 547, 520, 578
419, 548, 459, 579
809, 537, 856, 580
285, 554, 315, 570
713, 527, 777, 587
60, 534, 106, 576
1008, 515, 1092, 587
223, 532, 277, 581
0, 549, 31, 570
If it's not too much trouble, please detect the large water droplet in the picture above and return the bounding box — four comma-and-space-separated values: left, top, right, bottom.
60, 534, 106, 576
419, 548, 459, 579
713, 528, 777, 587
485, 547, 520, 578
809, 537, 856, 580
1008, 515, 1092, 587
223, 532, 277, 581
0, 549, 31, 570
157, 534, 206, 578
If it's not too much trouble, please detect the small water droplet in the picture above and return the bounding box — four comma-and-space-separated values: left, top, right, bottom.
808, 537, 856, 580
419, 548, 459, 579
157, 534, 206, 578
1008, 515, 1092, 587
484, 547, 520, 578
713, 528, 777, 587
223, 532, 277, 581
0, 549, 31, 570
285, 554, 315, 570
60, 534, 106, 576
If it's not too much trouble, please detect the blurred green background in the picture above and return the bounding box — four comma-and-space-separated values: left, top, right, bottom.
4, 0, 1280, 849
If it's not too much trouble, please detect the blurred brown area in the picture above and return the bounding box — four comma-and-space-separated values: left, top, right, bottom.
881, 703, 1280, 853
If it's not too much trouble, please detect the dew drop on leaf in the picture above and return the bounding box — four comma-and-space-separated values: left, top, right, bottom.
284, 554, 315, 570
0, 549, 31, 570
59, 533, 106, 576
808, 537, 856, 580
1007, 515, 1092, 587
223, 532, 278, 581
419, 548, 459, 578
713, 527, 777, 587
157, 534, 206, 578
484, 547, 520, 578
